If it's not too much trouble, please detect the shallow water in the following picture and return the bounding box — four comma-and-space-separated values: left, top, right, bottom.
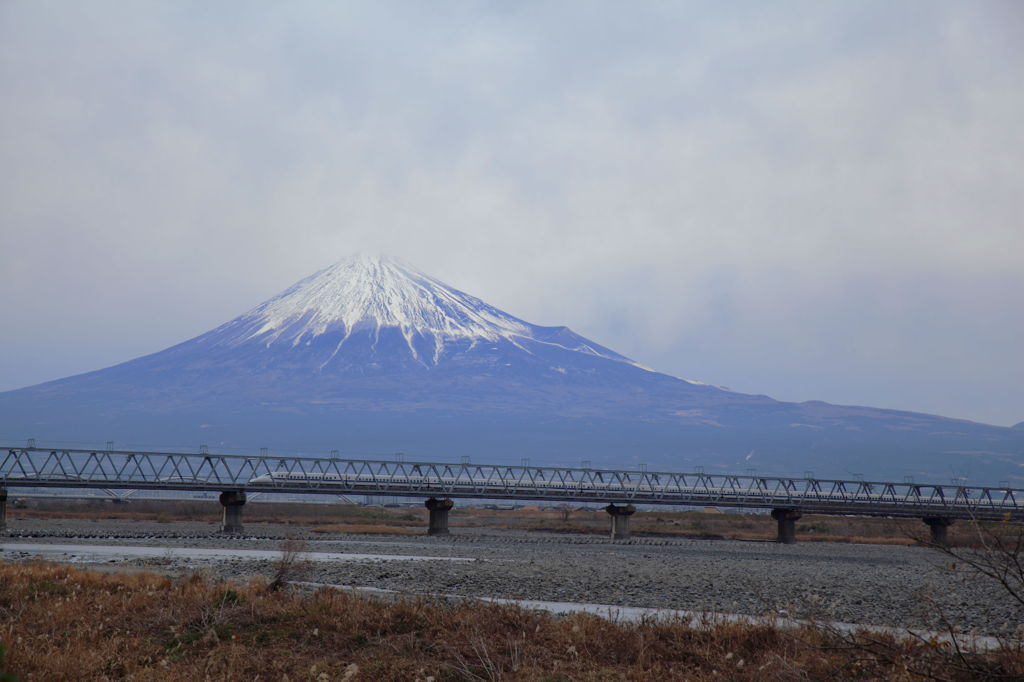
0, 542, 474, 563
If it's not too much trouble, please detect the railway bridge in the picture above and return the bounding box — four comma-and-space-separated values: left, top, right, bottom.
3, 445, 1021, 544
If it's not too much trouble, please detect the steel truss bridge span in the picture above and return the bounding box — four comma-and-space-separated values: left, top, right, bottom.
2, 446, 1022, 521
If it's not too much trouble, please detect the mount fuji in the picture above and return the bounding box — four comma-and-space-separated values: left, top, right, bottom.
2, 255, 1021, 482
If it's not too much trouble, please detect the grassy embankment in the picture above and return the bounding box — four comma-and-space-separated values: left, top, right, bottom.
1, 561, 1021, 680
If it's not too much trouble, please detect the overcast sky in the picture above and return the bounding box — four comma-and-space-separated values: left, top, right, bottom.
1, 1, 1022, 426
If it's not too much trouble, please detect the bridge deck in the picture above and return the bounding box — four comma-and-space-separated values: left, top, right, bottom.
2, 446, 1021, 521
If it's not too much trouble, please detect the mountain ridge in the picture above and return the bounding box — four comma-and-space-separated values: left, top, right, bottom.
1, 255, 1021, 483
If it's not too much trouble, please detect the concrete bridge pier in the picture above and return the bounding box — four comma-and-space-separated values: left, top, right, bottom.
425, 497, 454, 536
606, 503, 636, 540
923, 517, 954, 546
0, 487, 7, 533
219, 491, 246, 534
772, 508, 802, 544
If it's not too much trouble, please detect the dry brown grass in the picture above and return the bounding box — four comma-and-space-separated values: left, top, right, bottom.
5, 499, 992, 547
491, 510, 934, 545
1, 561, 1021, 681
311, 523, 419, 535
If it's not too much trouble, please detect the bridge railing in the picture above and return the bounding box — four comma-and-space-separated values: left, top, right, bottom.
2, 446, 1022, 520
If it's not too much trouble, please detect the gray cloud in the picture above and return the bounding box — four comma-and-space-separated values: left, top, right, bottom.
1, 1, 1022, 425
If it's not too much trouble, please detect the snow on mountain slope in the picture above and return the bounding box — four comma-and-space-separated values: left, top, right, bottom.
208, 254, 645, 370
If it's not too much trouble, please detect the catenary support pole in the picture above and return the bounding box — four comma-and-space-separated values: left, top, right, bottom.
606, 503, 636, 540
0, 487, 6, 533
771, 508, 802, 544
425, 497, 454, 536
923, 517, 954, 546
219, 491, 246, 534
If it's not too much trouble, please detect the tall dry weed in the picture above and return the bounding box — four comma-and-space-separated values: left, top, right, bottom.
267, 534, 310, 592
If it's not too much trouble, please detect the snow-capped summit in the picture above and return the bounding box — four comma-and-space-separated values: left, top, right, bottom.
234, 254, 530, 345
211, 254, 637, 368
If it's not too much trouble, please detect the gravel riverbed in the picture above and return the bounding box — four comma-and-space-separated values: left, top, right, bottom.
3, 519, 1020, 636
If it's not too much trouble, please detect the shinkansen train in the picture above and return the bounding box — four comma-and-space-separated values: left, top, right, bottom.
243, 470, 1018, 507
247, 470, 643, 490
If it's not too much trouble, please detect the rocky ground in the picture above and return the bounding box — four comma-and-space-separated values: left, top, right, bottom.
2, 518, 1020, 636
